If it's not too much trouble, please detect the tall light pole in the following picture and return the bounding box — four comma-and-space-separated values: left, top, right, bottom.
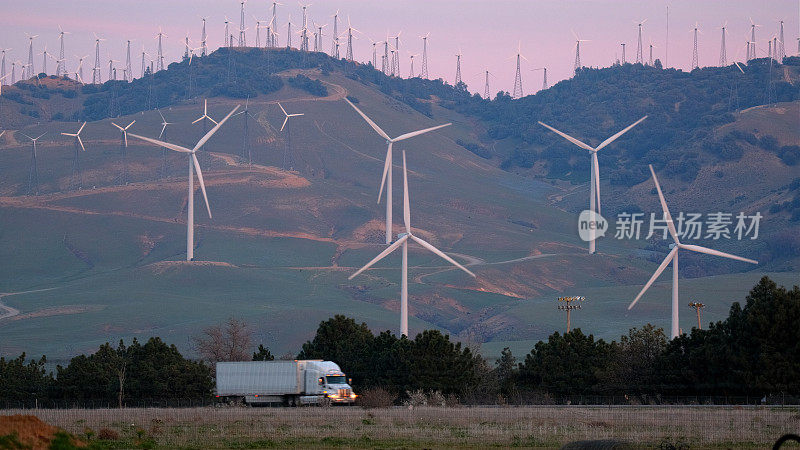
557, 296, 585, 333
688, 302, 705, 330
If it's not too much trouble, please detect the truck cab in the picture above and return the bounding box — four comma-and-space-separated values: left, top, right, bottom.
304, 361, 357, 404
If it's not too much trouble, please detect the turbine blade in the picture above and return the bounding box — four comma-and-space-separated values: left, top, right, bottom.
77, 122, 86, 134
393, 123, 451, 142
192, 153, 212, 218
678, 244, 758, 264
402, 150, 410, 232
344, 97, 390, 141
111, 122, 124, 131
649, 165, 679, 242
537, 121, 594, 151
348, 235, 408, 279
595, 116, 648, 151
281, 116, 288, 132
193, 105, 241, 151
127, 133, 192, 153
77, 136, 85, 152
192, 116, 204, 124
377, 142, 392, 203
628, 247, 678, 310
410, 235, 475, 277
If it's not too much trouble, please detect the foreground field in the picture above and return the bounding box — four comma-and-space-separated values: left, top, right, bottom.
5, 405, 799, 448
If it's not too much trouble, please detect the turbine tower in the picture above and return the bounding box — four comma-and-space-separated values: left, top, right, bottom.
92, 33, 103, 84
239, 0, 247, 47
747, 18, 760, 60
572, 31, 589, 74
125, 40, 133, 81
349, 151, 476, 337
420, 33, 429, 79
628, 165, 758, 339
621, 43, 626, 64
224, 17, 230, 47
538, 116, 648, 254
75, 54, 87, 83
22, 132, 45, 195
331, 10, 339, 57
649, 39, 657, 66
635, 19, 646, 64
691, 22, 700, 70
200, 17, 208, 56
61, 122, 87, 190
533, 67, 547, 90
129, 105, 241, 261
271, 2, 279, 47
512, 42, 526, 99
155, 28, 166, 72
719, 22, 727, 66
1, 48, 9, 80
26, 34, 38, 79
57, 26, 69, 77
482, 69, 494, 99
408, 53, 417, 78
345, 98, 451, 244
454, 49, 462, 85
778, 20, 785, 60
391, 32, 402, 75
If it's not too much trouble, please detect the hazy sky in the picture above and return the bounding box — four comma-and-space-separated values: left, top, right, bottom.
1, 1, 797, 95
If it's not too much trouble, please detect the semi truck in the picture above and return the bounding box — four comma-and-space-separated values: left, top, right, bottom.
215, 360, 357, 406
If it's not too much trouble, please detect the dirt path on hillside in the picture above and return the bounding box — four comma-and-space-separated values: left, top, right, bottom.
0, 288, 59, 321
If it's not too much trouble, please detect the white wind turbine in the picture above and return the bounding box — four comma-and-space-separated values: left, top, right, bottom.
277, 101, 303, 170
128, 104, 240, 261
73, 54, 88, 83
62, 122, 87, 189
349, 151, 475, 337
112, 120, 136, 184
537, 116, 647, 254
344, 98, 451, 244
628, 165, 758, 339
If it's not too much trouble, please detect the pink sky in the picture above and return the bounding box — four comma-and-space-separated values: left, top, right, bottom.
1, 0, 797, 95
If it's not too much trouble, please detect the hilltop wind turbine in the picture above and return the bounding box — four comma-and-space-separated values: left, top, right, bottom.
538, 116, 647, 254
349, 151, 475, 337
57, 26, 70, 77
747, 18, 760, 60
1, 48, 10, 80
21, 132, 46, 195
61, 122, 87, 190
25, 34, 38, 79
420, 33, 429, 78
112, 120, 135, 184
344, 98, 451, 245
74, 54, 88, 83
277, 102, 303, 170
628, 165, 758, 339
572, 30, 590, 73
511, 41, 527, 98
691, 22, 701, 69
635, 19, 647, 64
128, 105, 241, 261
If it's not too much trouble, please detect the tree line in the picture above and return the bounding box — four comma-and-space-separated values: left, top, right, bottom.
1, 276, 797, 406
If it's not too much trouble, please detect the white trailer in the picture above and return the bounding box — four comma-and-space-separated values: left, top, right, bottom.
215, 360, 356, 406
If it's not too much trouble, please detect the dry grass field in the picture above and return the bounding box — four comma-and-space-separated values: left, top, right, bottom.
4, 405, 799, 448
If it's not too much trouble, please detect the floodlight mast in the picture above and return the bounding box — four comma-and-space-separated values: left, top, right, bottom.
557, 296, 585, 333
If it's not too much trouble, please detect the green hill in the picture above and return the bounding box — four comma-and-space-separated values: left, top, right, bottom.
0, 48, 796, 363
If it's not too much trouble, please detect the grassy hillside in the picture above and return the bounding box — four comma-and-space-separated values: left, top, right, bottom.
0, 49, 794, 362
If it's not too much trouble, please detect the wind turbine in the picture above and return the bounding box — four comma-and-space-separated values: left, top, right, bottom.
0, 74, 7, 96
349, 151, 475, 337
112, 120, 136, 184
74, 54, 87, 83
21, 132, 46, 195
233, 96, 256, 165
157, 109, 173, 179
92, 33, 104, 84
25, 34, 38, 79
61, 122, 87, 190
537, 115, 647, 254
572, 30, 590, 73
344, 98, 451, 245
278, 102, 303, 170
1, 48, 10, 80
57, 26, 70, 77
128, 104, 241, 261
628, 165, 758, 339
